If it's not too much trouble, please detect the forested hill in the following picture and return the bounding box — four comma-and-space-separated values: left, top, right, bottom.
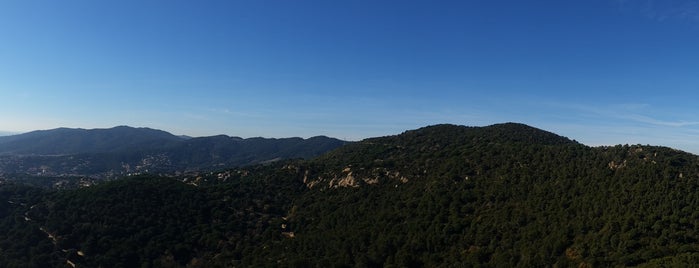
307, 123, 583, 188
3, 123, 699, 267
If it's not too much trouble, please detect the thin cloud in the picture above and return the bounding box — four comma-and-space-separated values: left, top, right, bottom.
536, 100, 699, 153
207, 108, 232, 115
616, 0, 699, 22
204, 108, 267, 119
547, 101, 698, 128
622, 114, 699, 127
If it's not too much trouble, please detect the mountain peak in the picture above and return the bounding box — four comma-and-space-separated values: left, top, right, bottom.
397, 123, 576, 146
482, 122, 577, 145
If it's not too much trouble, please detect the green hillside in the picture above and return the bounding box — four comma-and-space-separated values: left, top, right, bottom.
2, 123, 699, 267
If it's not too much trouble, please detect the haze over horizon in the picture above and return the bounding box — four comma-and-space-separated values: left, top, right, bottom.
2, 1, 699, 152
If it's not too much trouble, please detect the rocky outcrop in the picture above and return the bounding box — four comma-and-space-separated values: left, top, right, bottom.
304, 166, 410, 189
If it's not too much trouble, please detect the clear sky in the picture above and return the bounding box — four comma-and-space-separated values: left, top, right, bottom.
2, 0, 699, 152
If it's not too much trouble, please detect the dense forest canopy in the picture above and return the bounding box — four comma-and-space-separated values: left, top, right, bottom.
2, 123, 699, 267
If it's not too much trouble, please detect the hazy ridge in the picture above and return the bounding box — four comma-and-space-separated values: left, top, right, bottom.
0, 126, 346, 180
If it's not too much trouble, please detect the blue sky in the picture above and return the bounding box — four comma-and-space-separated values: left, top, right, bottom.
2, 0, 699, 152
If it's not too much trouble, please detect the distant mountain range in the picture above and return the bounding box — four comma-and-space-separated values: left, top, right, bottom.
0, 126, 347, 178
